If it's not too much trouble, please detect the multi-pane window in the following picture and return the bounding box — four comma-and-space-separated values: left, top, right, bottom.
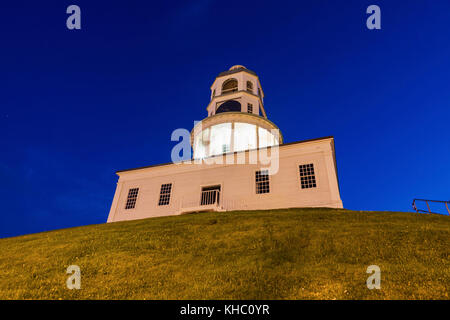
222, 144, 230, 153
299, 164, 317, 189
247, 81, 253, 93
255, 170, 270, 194
125, 188, 139, 209
158, 183, 172, 206
247, 103, 253, 113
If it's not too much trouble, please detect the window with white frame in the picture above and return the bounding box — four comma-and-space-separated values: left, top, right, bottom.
158, 183, 172, 206
255, 170, 270, 194
299, 164, 317, 189
247, 103, 253, 113
234, 122, 257, 152
125, 188, 139, 209
210, 122, 232, 156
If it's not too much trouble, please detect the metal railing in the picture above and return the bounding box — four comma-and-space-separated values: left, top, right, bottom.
412, 199, 450, 215
221, 88, 238, 95
201, 190, 220, 206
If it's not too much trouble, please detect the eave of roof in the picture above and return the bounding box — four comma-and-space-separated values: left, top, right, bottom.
115, 136, 335, 174
191, 111, 282, 141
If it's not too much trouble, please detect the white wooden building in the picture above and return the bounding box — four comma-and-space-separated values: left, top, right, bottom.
107, 66, 343, 223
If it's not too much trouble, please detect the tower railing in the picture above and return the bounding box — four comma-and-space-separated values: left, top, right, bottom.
412, 199, 450, 216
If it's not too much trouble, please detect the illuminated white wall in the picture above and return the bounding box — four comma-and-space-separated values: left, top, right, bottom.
108, 137, 343, 223
193, 122, 279, 159
209, 123, 232, 156
234, 123, 257, 152
258, 127, 277, 149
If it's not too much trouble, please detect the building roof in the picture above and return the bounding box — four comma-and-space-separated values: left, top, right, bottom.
116, 136, 335, 174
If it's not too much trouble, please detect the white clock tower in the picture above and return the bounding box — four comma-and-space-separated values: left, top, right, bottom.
192, 65, 282, 159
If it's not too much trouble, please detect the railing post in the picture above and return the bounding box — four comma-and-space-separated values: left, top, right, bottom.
413, 198, 450, 215
200, 189, 220, 206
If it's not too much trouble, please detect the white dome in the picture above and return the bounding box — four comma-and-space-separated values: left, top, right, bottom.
229, 65, 246, 70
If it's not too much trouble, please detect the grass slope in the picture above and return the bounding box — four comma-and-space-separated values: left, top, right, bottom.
0, 208, 449, 300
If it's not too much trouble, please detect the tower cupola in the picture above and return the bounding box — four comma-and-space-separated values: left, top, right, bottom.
207, 65, 266, 117
192, 65, 282, 159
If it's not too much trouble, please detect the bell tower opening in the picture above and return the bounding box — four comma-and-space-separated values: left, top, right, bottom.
221, 79, 238, 95
216, 100, 241, 114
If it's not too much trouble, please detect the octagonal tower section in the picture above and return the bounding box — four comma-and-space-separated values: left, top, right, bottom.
192, 65, 283, 159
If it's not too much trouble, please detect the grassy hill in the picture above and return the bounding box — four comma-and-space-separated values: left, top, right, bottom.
0, 208, 448, 300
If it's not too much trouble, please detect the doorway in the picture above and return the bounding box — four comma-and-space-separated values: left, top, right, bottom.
200, 185, 221, 205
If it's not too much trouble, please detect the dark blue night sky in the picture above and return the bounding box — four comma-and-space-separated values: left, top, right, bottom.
1, 1, 449, 238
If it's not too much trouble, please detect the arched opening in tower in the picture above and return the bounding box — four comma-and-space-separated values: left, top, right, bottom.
221, 79, 238, 94
216, 100, 241, 114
